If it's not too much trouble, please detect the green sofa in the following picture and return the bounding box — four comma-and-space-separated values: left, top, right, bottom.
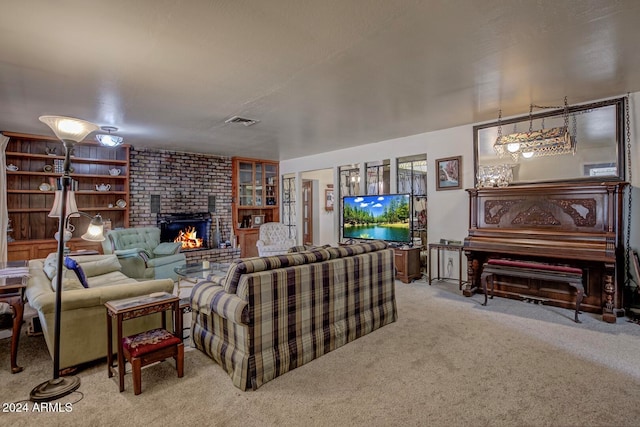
101, 227, 186, 281
25, 253, 174, 369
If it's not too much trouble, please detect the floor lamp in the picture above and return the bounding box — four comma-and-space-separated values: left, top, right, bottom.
30, 116, 103, 402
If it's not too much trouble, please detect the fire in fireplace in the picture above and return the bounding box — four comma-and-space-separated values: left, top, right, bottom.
158, 212, 212, 251
174, 226, 204, 249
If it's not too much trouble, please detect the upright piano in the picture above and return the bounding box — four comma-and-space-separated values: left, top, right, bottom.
463, 181, 628, 322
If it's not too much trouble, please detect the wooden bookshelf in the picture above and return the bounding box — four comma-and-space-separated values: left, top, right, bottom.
4, 132, 130, 260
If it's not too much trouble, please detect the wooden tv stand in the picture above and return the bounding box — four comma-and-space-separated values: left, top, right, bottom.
339, 242, 422, 283
393, 247, 422, 283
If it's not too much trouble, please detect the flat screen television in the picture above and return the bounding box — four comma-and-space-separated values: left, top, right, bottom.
342, 194, 412, 243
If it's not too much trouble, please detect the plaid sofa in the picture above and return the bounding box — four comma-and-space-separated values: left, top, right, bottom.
190, 240, 397, 390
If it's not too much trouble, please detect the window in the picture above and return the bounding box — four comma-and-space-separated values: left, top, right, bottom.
397, 154, 428, 247
365, 160, 390, 195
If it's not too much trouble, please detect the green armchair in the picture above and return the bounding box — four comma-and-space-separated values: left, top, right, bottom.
101, 227, 186, 281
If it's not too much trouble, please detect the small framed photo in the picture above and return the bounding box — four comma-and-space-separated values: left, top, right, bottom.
436, 156, 462, 191
325, 188, 334, 211
251, 214, 265, 228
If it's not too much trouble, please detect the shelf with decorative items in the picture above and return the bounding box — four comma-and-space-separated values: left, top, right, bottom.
282, 176, 296, 239
4, 131, 130, 260
231, 157, 280, 257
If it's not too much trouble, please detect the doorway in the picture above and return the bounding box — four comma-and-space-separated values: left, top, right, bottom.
302, 180, 313, 245
293, 168, 335, 246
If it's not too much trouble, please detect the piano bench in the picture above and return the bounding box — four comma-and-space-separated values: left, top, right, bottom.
480, 259, 585, 323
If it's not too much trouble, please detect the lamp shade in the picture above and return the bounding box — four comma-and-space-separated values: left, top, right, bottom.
49, 191, 80, 218
95, 134, 123, 147
39, 116, 99, 142
81, 214, 105, 242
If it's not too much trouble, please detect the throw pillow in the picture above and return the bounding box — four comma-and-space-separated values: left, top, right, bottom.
43, 253, 59, 280
64, 257, 89, 288
78, 255, 122, 277
50, 271, 85, 292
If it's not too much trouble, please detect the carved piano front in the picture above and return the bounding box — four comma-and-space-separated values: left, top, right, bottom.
463, 182, 627, 322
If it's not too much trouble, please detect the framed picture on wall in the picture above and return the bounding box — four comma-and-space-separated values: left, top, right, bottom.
251, 214, 265, 228
325, 188, 334, 211
436, 156, 462, 191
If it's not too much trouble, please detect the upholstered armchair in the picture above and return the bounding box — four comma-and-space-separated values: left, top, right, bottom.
256, 222, 296, 257
101, 227, 186, 281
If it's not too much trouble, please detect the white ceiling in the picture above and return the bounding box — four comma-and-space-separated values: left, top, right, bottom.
2, 0, 640, 161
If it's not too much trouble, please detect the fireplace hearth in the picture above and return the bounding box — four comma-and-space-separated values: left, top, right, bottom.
158, 212, 213, 250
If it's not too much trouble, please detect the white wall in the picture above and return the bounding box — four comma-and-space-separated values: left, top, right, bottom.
300, 169, 335, 245
281, 92, 640, 283
281, 123, 475, 246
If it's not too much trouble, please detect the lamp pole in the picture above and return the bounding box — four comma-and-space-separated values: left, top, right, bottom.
30, 139, 80, 401
30, 116, 99, 402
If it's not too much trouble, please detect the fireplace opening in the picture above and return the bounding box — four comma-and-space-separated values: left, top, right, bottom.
174, 225, 203, 249
158, 212, 212, 251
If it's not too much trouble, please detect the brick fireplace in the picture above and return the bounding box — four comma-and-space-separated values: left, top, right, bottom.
128, 147, 239, 264
158, 212, 213, 249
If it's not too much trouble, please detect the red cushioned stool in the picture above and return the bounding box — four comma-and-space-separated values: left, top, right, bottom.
480, 259, 584, 323
122, 328, 184, 395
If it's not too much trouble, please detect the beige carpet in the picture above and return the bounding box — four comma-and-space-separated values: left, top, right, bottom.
2, 280, 640, 427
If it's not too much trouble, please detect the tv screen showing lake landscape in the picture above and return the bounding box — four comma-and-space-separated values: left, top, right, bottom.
342, 194, 411, 243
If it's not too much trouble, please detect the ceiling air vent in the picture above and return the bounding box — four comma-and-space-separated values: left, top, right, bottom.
225, 116, 260, 127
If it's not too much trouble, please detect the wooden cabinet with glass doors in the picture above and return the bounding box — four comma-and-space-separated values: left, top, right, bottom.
397, 155, 427, 247
231, 157, 279, 257
4, 132, 130, 261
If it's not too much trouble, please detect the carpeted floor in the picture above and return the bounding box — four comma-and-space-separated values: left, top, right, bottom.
2, 279, 640, 427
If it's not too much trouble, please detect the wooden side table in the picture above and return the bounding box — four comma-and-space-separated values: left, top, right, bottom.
393, 247, 422, 283
0, 261, 29, 374
428, 243, 468, 289
105, 292, 181, 393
